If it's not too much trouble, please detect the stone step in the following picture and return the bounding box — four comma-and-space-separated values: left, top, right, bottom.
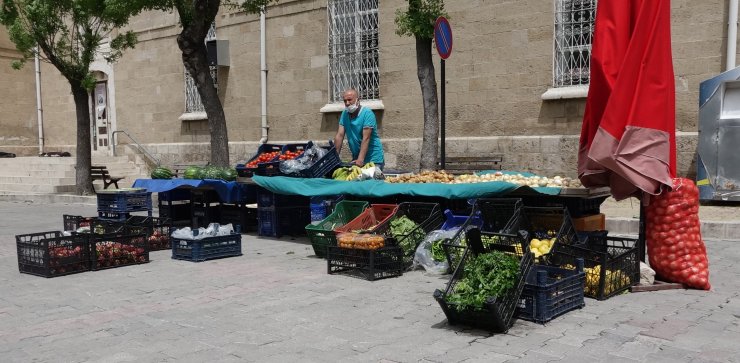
0, 158, 76, 166
0, 183, 76, 193
1, 170, 76, 177
0, 191, 98, 205
0, 176, 76, 184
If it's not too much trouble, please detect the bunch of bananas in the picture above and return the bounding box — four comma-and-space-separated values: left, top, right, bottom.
331, 162, 376, 181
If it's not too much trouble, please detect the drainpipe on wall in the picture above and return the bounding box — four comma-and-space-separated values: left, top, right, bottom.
259, 8, 269, 144
728, 0, 738, 71
34, 47, 44, 154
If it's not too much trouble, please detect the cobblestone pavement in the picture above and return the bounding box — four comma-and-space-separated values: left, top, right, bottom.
0, 201, 738, 363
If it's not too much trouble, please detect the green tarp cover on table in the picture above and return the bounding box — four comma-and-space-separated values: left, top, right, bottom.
251, 175, 561, 199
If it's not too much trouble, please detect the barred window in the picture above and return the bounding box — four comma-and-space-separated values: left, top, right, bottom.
553, 0, 597, 87
184, 23, 218, 114
328, 0, 380, 102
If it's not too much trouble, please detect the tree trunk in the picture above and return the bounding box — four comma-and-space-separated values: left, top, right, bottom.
71, 82, 94, 195
177, 0, 230, 167
416, 36, 440, 171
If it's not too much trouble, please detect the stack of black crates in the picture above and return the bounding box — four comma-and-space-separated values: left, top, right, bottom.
256, 187, 310, 238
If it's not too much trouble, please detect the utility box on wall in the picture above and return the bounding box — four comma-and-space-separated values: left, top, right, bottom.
697, 67, 740, 202
206, 40, 230, 67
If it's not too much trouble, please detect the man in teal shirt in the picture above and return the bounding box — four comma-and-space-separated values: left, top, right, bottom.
333, 88, 385, 169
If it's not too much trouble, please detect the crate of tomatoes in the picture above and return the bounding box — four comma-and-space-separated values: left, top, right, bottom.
257, 143, 309, 177
235, 143, 284, 177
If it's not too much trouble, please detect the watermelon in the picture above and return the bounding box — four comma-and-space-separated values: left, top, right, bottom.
183, 166, 201, 180
151, 167, 173, 179
225, 168, 238, 181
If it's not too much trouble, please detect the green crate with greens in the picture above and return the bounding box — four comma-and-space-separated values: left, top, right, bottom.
386, 202, 444, 267
305, 200, 369, 258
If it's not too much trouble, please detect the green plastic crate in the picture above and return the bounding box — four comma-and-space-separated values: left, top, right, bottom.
305, 200, 369, 258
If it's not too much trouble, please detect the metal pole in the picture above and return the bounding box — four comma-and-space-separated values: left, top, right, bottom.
34, 48, 44, 154
728, 0, 739, 71
639, 194, 647, 263
440, 58, 446, 170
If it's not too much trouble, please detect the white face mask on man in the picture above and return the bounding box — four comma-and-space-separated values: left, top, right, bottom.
347, 101, 359, 114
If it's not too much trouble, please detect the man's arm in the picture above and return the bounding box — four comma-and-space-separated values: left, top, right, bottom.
334, 125, 346, 155
354, 127, 372, 166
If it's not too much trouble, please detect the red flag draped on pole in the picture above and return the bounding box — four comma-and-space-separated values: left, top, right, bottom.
578, 0, 676, 201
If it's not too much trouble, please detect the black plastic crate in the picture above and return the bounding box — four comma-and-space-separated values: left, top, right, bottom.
520, 195, 608, 218
15, 231, 90, 277
548, 236, 639, 300
122, 216, 173, 251
192, 205, 221, 229
442, 199, 522, 274
171, 233, 242, 262
190, 188, 221, 205
97, 191, 152, 214
518, 206, 580, 258
434, 228, 533, 333
474, 198, 523, 233
258, 206, 311, 238
97, 211, 131, 221
158, 189, 191, 202
235, 143, 284, 177
63, 214, 97, 232
294, 141, 342, 179
518, 259, 586, 324
219, 203, 257, 232
257, 143, 309, 177
158, 200, 192, 226
256, 187, 309, 208
326, 245, 404, 281
386, 202, 445, 267
88, 233, 149, 271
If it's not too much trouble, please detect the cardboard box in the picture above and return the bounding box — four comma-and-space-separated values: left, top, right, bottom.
573, 213, 606, 231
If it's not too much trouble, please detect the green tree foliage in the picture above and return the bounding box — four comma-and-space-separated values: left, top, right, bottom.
395, 0, 445, 38
148, 0, 275, 167
0, 0, 154, 195
395, 0, 447, 171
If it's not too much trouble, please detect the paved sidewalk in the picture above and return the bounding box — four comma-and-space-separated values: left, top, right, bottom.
0, 200, 738, 362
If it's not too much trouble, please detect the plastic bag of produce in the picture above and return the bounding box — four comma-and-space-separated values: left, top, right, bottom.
646, 178, 711, 290
280, 144, 328, 175
413, 228, 458, 275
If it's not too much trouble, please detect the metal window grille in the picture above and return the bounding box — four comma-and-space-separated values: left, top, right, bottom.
328, 0, 380, 102
553, 0, 597, 87
184, 23, 218, 113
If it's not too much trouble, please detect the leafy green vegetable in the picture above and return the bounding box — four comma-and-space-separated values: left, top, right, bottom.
431, 239, 446, 262
447, 251, 520, 311
390, 216, 424, 257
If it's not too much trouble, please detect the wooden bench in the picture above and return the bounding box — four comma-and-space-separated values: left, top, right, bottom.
171, 162, 209, 178
439, 155, 504, 175
91, 165, 124, 190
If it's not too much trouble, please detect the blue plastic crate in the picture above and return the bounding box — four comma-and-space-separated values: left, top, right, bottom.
171, 232, 242, 262
518, 259, 585, 324
440, 209, 484, 230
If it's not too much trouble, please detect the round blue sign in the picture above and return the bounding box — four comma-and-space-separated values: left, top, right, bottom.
434, 17, 453, 59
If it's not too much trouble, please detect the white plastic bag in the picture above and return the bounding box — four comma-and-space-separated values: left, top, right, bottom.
171, 226, 194, 240
413, 228, 460, 274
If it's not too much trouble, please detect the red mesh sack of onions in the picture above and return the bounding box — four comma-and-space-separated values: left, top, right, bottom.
646, 178, 711, 290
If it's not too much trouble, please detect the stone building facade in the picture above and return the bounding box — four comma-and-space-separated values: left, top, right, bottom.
0, 0, 733, 178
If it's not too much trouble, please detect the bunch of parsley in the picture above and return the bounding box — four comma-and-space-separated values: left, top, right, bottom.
446, 251, 520, 311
